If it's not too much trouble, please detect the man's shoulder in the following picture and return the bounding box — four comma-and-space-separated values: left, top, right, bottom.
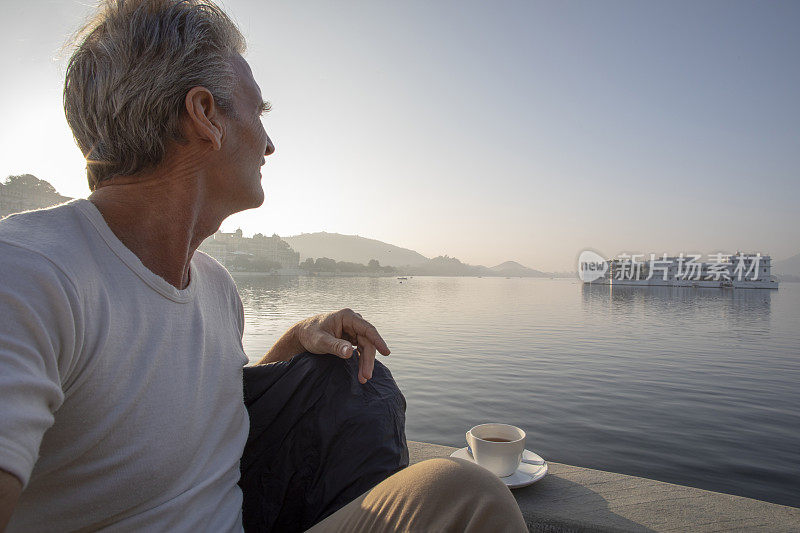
0, 200, 107, 298
0, 200, 89, 264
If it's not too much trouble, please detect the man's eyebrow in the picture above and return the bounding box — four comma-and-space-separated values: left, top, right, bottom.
259, 100, 272, 114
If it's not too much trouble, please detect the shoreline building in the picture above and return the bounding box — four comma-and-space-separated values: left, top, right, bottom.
199, 229, 300, 272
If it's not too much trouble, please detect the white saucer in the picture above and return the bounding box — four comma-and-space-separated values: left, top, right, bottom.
449, 447, 548, 489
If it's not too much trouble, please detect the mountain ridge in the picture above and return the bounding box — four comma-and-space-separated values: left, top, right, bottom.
282, 232, 429, 267
490, 260, 547, 277
282, 232, 549, 276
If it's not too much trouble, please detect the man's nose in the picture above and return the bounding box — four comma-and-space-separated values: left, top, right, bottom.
265, 134, 275, 156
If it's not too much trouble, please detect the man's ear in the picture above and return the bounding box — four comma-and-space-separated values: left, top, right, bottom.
184, 86, 223, 151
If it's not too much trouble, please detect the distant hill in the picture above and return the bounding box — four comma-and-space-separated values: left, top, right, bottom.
282, 232, 429, 267
490, 260, 548, 277
774, 252, 800, 277
407, 255, 487, 276
281, 232, 555, 276
403, 257, 551, 277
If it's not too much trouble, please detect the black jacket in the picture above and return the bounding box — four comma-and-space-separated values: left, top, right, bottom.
239, 352, 408, 532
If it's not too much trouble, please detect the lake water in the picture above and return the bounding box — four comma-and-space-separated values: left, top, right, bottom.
235, 275, 800, 508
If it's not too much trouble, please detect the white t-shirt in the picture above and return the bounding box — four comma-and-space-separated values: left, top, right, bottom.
0, 199, 250, 531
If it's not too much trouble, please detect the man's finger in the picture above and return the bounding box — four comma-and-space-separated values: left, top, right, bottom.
357, 334, 376, 384
318, 331, 354, 358
343, 313, 390, 356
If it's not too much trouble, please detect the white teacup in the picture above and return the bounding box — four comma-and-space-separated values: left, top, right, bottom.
466, 423, 526, 477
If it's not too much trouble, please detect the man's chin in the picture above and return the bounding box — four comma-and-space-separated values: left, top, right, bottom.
253, 187, 265, 208
245, 188, 265, 210
225, 193, 264, 216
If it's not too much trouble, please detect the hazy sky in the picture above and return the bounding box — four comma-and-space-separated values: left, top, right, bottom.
1, 0, 798, 271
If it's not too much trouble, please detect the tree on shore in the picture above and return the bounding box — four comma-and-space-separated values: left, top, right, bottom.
2, 174, 60, 195
299, 257, 396, 274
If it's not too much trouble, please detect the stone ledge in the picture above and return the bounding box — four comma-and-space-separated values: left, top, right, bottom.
408, 441, 800, 532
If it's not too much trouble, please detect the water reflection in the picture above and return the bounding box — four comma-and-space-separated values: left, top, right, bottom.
237, 275, 301, 309
581, 283, 772, 331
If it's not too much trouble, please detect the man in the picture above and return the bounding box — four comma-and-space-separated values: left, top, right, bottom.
0, 1, 526, 531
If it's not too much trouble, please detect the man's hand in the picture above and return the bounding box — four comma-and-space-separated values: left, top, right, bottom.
258, 309, 391, 384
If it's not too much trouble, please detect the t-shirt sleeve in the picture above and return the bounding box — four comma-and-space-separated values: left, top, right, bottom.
0, 243, 81, 487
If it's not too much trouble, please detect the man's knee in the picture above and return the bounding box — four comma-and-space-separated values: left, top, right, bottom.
244, 351, 404, 406
363, 458, 527, 532
398, 457, 513, 500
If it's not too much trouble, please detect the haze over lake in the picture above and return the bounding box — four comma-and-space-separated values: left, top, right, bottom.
237, 275, 800, 508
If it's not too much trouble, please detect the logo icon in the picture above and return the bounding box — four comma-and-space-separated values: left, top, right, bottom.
578, 250, 608, 282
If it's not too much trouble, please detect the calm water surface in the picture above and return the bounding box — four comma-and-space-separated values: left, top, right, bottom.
235, 275, 800, 507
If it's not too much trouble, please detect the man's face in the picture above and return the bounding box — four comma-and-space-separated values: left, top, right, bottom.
213, 56, 275, 212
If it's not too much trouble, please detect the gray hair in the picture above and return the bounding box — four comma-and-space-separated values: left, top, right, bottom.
64, 0, 246, 190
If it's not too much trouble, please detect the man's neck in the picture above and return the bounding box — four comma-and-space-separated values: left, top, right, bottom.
88, 163, 224, 290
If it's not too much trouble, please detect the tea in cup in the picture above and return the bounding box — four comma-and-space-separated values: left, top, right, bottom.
465, 423, 526, 477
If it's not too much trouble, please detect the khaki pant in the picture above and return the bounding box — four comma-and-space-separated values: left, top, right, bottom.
307, 458, 527, 532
